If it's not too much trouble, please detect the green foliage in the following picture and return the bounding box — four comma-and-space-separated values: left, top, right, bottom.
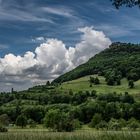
90, 113, 102, 128
108, 118, 122, 130
16, 114, 27, 128
106, 77, 115, 85
27, 119, 36, 128
0, 125, 8, 132
90, 77, 100, 85
44, 109, 76, 132
58, 75, 140, 94
119, 118, 127, 128
127, 72, 139, 81
0, 114, 10, 126
94, 77, 100, 85
90, 77, 94, 83
120, 92, 134, 103
23, 106, 44, 123
111, 0, 140, 9
95, 120, 108, 130
72, 119, 82, 129
54, 42, 140, 84
46, 81, 51, 86
128, 80, 134, 88
127, 118, 140, 130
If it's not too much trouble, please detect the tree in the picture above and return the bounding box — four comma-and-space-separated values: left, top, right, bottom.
27, 119, 36, 128
23, 106, 44, 123
46, 81, 51, 86
94, 77, 100, 85
44, 109, 75, 132
90, 113, 102, 128
127, 118, 140, 130
116, 79, 121, 85
11, 88, 14, 93
106, 77, 115, 85
108, 118, 121, 130
89, 84, 92, 87
0, 114, 10, 126
16, 114, 27, 128
95, 120, 108, 130
90, 77, 94, 83
0, 126, 8, 132
90, 77, 100, 85
111, 0, 140, 9
120, 92, 134, 104
127, 72, 139, 81
128, 80, 134, 88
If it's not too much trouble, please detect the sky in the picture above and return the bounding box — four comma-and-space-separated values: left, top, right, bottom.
0, 0, 140, 91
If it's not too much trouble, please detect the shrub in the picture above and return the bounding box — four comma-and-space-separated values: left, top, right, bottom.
128, 80, 134, 88
94, 77, 100, 85
72, 119, 82, 129
127, 118, 140, 130
16, 114, 27, 128
108, 118, 121, 130
90, 77, 94, 83
44, 109, 77, 132
119, 118, 127, 128
89, 84, 92, 87
95, 120, 108, 130
28, 119, 36, 128
0, 125, 8, 132
0, 114, 10, 126
90, 113, 102, 128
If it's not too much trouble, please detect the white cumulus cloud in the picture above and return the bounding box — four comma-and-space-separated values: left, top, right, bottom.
0, 26, 111, 91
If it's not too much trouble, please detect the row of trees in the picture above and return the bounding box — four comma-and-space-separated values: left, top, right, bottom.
90, 114, 140, 130
1, 90, 140, 131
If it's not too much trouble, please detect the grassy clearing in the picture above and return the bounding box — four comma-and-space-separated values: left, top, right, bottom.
58, 75, 140, 95
0, 130, 140, 140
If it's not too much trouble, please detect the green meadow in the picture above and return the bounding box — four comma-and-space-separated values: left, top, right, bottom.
58, 75, 140, 95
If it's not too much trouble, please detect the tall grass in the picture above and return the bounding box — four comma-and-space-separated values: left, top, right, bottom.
0, 131, 140, 140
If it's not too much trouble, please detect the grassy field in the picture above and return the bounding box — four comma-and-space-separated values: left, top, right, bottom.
58, 75, 140, 95
0, 130, 140, 140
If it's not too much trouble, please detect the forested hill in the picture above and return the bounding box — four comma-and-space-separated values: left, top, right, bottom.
53, 42, 140, 83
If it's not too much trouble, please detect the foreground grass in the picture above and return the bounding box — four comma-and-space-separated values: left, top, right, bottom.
0, 130, 140, 140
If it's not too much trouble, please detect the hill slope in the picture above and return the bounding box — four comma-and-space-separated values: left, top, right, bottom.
57, 75, 140, 95
53, 42, 140, 83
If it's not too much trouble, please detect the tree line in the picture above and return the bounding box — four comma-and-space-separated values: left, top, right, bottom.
0, 88, 140, 132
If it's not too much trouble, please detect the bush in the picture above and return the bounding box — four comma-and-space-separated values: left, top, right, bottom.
90, 77, 100, 85
16, 114, 27, 128
28, 119, 36, 128
90, 77, 94, 83
127, 118, 140, 130
0, 125, 8, 132
108, 118, 122, 130
72, 119, 82, 129
128, 80, 134, 88
95, 120, 108, 130
94, 77, 100, 85
44, 109, 77, 132
119, 118, 127, 128
120, 92, 134, 104
90, 113, 102, 128
0, 114, 10, 126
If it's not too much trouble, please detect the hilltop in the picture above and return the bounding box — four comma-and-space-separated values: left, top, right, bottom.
53, 42, 140, 83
